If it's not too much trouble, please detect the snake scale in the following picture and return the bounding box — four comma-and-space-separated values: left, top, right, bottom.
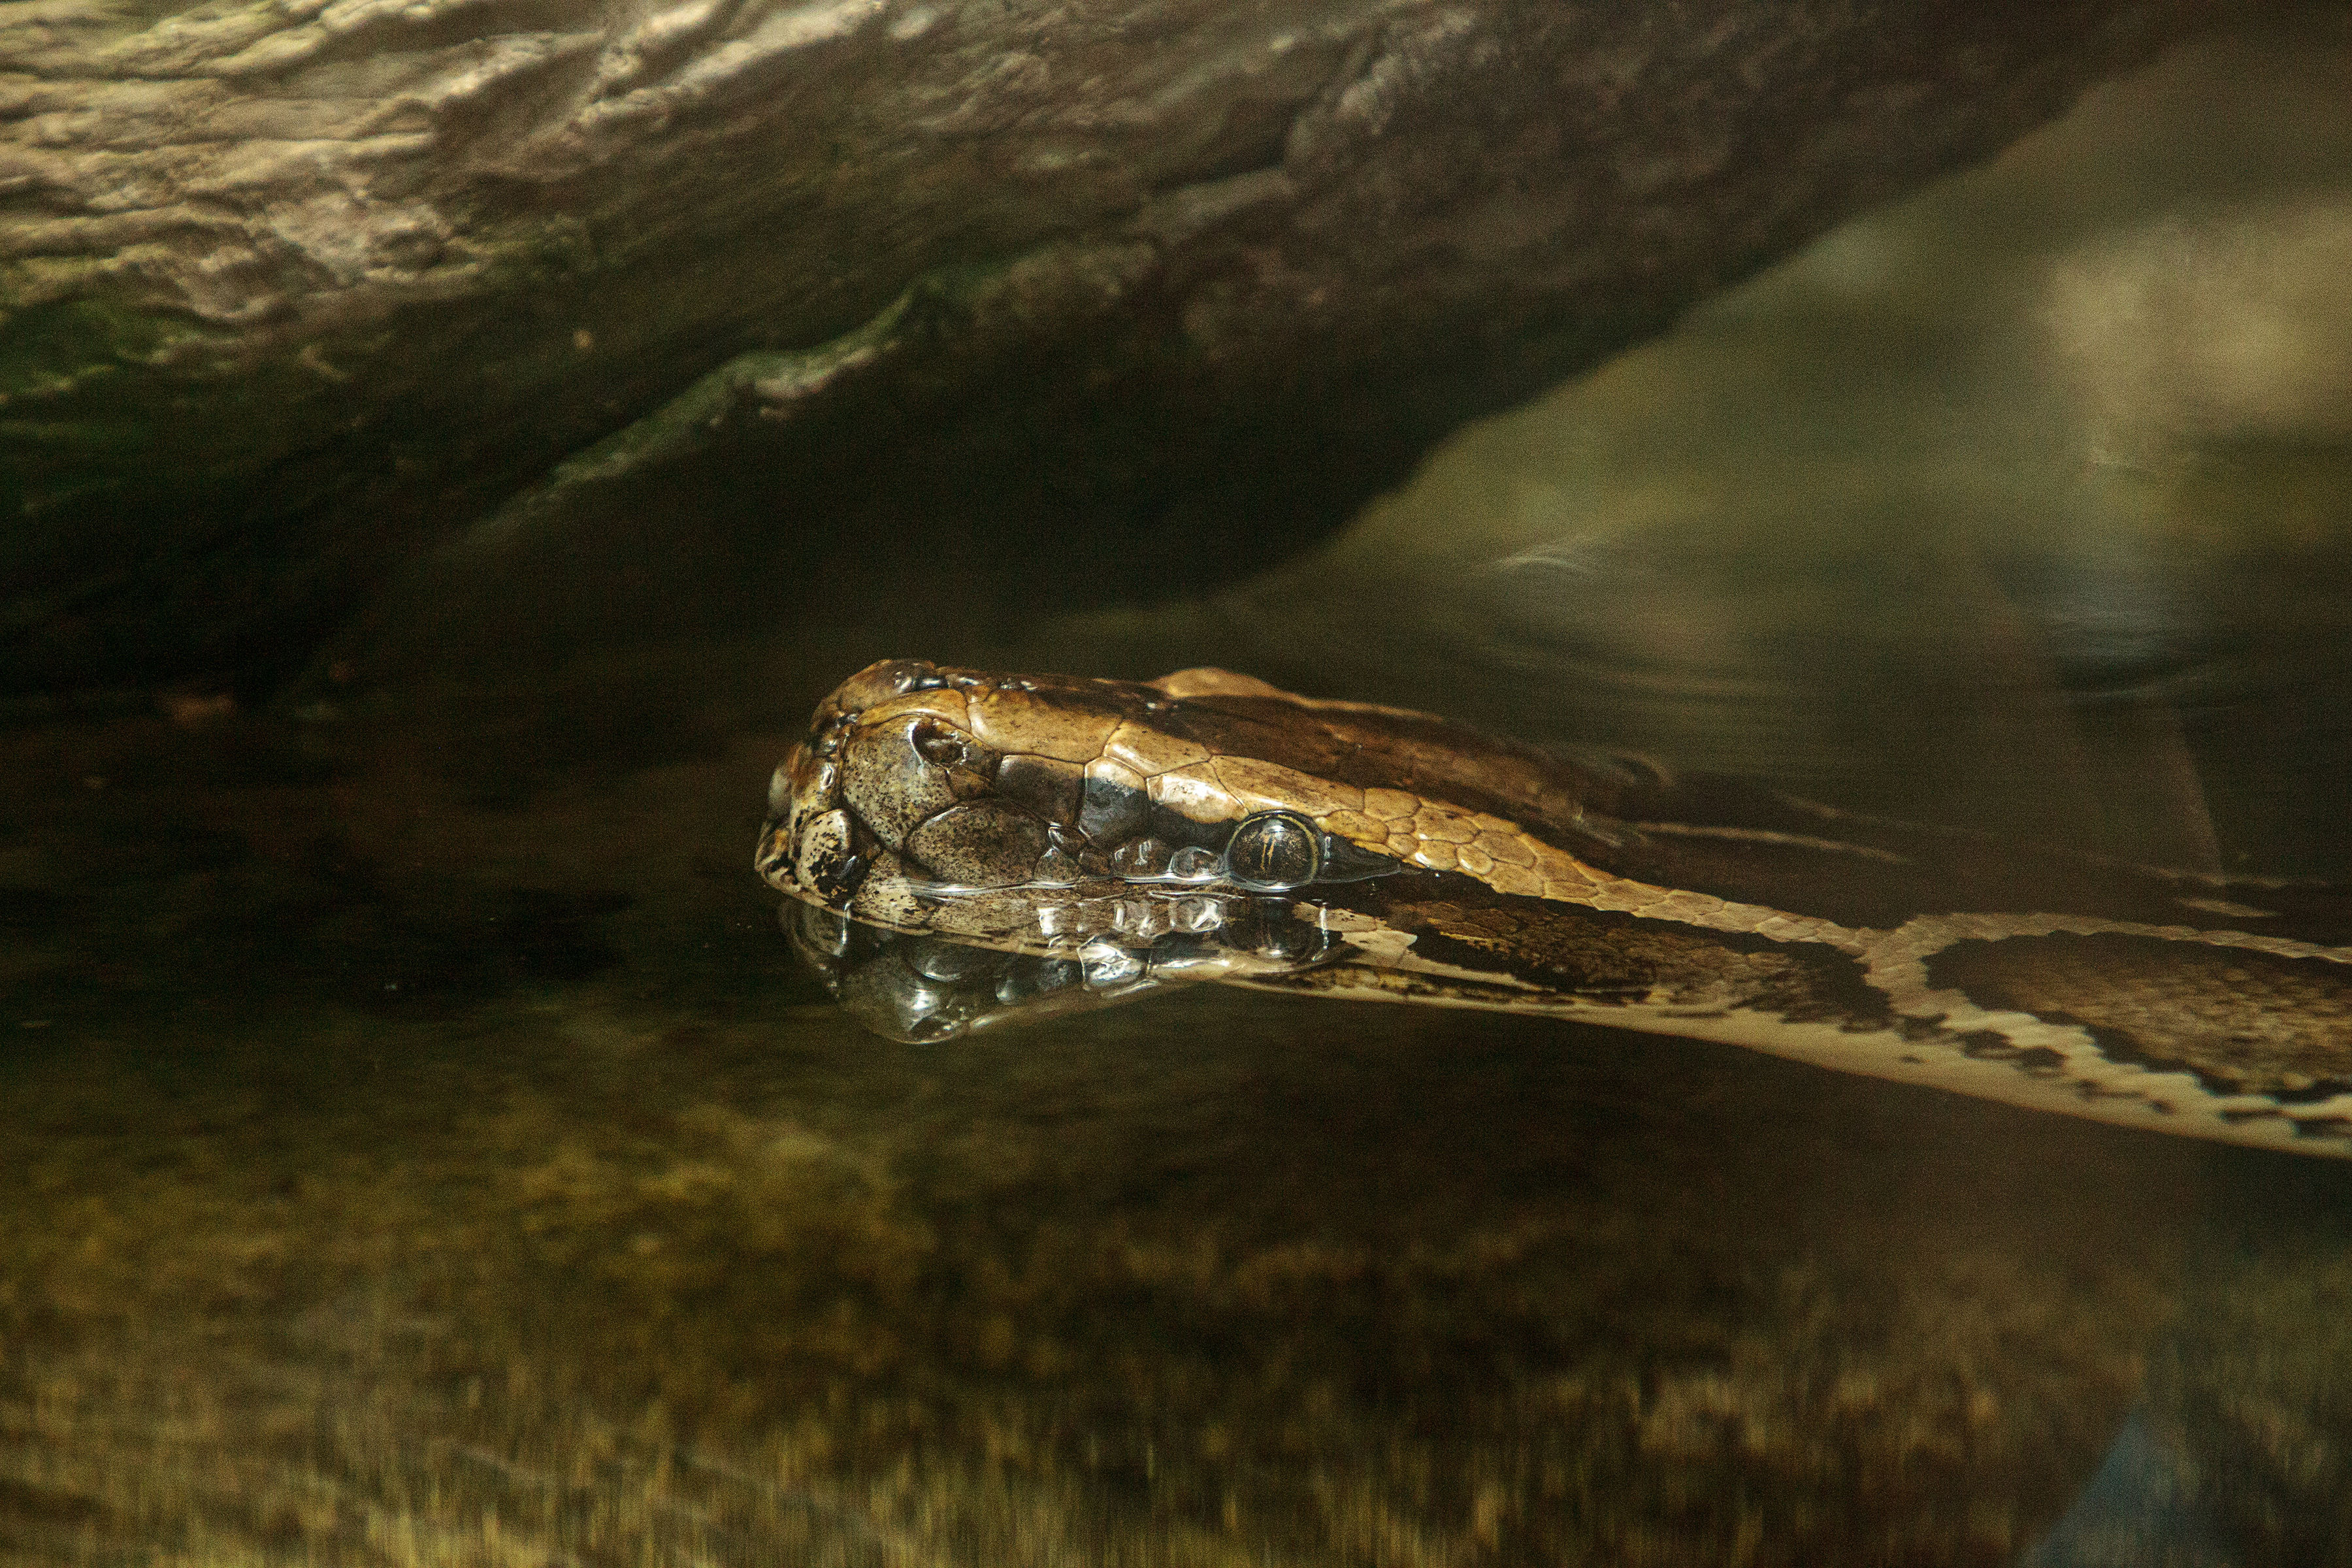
757, 659, 2352, 1156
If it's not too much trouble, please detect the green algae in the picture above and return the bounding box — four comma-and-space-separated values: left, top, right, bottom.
0, 297, 197, 403
461, 239, 1160, 557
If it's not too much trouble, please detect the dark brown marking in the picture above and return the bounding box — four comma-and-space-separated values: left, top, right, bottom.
1926, 933, 2352, 1100
1361, 874, 1906, 1032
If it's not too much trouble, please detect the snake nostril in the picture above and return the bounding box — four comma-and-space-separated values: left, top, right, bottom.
913, 724, 958, 767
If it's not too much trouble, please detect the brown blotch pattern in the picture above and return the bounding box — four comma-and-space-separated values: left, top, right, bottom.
1925, 933, 2352, 1097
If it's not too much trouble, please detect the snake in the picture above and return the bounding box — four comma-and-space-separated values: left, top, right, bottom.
756, 659, 2352, 1157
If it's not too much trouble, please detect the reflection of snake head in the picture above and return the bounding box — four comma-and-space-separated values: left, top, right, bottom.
783, 900, 1094, 1043
782, 900, 1325, 1042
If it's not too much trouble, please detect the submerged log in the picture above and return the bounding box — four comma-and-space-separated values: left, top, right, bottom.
0, 0, 2247, 697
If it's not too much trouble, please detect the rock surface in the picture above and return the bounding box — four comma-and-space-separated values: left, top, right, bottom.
1, 0, 2248, 698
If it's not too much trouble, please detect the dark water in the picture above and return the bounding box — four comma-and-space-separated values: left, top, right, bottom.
7, 27, 2352, 1568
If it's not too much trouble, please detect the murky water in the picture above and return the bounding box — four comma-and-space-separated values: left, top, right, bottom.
7, 25, 2352, 1568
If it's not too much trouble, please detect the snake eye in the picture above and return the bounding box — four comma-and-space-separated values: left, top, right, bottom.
1227, 811, 1322, 891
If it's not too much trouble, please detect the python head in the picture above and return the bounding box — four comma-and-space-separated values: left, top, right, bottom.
754, 659, 1431, 961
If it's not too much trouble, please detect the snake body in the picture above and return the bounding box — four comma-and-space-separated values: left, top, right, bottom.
757, 660, 2352, 1156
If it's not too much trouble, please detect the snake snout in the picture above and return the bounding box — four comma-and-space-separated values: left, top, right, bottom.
820, 711, 1085, 890
830, 659, 943, 715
